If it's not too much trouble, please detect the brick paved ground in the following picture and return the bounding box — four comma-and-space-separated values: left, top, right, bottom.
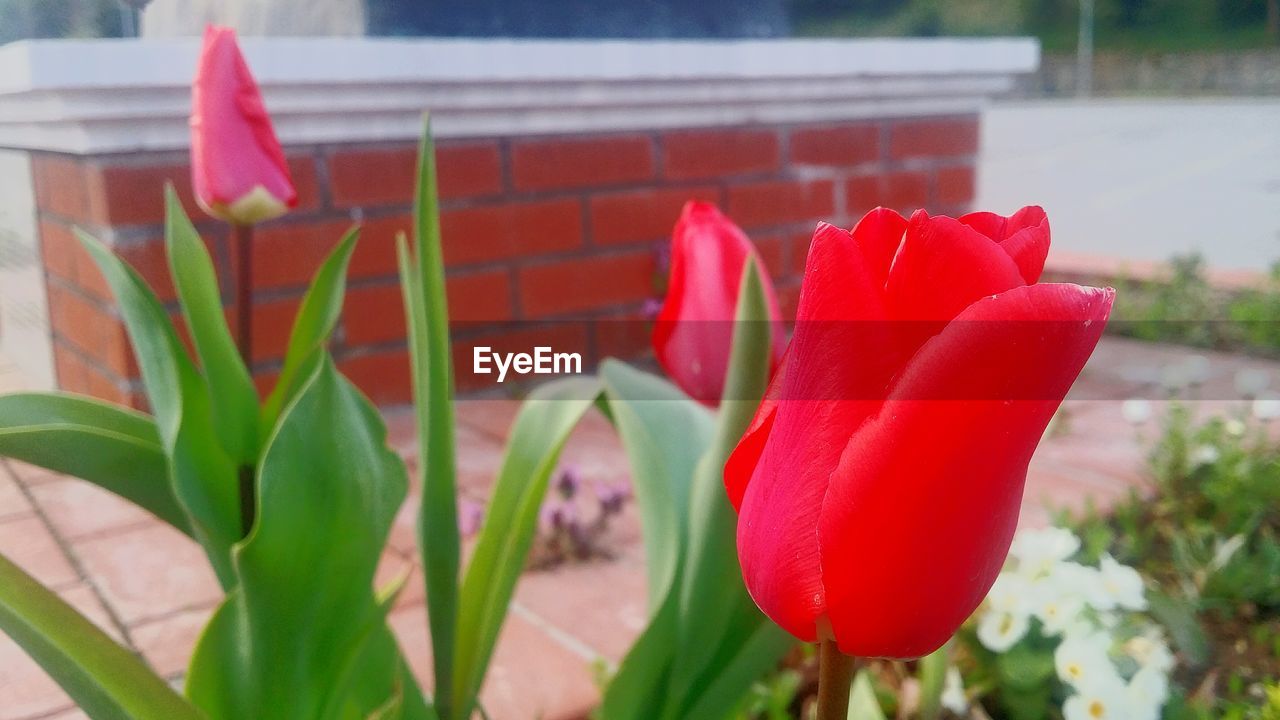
2, 337, 1277, 720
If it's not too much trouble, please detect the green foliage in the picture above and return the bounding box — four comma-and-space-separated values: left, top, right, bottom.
0, 0, 122, 43
0, 553, 201, 719
1067, 404, 1280, 714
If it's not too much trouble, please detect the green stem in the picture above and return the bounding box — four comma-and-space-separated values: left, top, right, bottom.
234, 222, 256, 537
817, 640, 854, 720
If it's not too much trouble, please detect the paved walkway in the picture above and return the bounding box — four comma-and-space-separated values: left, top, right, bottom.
980, 100, 1280, 272
2, 337, 1278, 720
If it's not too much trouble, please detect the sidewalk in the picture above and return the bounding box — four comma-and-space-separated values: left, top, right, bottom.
2, 336, 1276, 720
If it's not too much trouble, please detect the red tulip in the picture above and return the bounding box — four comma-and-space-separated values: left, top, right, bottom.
190, 26, 296, 225
652, 201, 786, 405
725, 206, 1112, 659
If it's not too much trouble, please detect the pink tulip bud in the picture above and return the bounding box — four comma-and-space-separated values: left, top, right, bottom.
190, 26, 296, 225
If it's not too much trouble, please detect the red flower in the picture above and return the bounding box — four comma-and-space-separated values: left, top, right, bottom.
652, 201, 786, 405
190, 26, 296, 225
725, 206, 1111, 658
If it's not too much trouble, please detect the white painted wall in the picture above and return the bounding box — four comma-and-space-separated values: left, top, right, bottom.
141, 0, 366, 38
0, 149, 54, 390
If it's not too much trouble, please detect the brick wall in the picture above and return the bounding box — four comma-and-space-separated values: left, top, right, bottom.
30, 115, 978, 408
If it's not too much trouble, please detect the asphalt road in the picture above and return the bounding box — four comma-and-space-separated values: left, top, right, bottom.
979, 99, 1280, 272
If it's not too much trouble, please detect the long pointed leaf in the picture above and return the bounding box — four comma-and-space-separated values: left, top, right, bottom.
403, 115, 462, 720
452, 376, 603, 718
165, 186, 259, 464
665, 261, 777, 717
186, 356, 425, 718
260, 227, 360, 435
79, 230, 240, 586
0, 392, 191, 535
0, 552, 200, 719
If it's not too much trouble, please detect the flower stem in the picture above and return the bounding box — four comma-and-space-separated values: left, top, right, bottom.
234, 222, 255, 537
817, 639, 855, 720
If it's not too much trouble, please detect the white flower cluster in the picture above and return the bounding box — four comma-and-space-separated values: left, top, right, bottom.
974, 527, 1174, 720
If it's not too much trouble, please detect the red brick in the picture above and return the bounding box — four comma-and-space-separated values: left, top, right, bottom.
452, 324, 591, 392
512, 135, 654, 191
845, 171, 929, 214
327, 147, 415, 207
593, 309, 651, 362
39, 220, 80, 283
589, 186, 720, 246
789, 123, 880, 167
249, 296, 301, 363
252, 216, 402, 289
447, 270, 513, 324
53, 344, 90, 394
440, 199, 582, 267
333, 141, 505, 208
726, 179, 835, 230
889, 117, 979, 160
92, 155, 317, 226
937, 164, 976, 206
518, 252, 653, 318
438, 142, 504, 199
338, 350, 413, 405
32, 154, 92, 222
662, 129, 780, 180
45, 284, 134, 378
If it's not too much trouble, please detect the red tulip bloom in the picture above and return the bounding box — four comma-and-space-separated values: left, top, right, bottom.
652, 201, 786, 405
725, 206, 1112, 659
190, 25, 296, 225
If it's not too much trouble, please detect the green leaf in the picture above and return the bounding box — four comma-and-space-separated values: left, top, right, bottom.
847, 670, 888, 720
0, 552, 201, 719
165, 186, 259, 465
186, 356, 425, 718
665, 261, 775, 717
681, 620, 793, 720
452, 376, 603, 719
259, 227, 360, 436
598, 360, 715, 608
0, 392, 191, 535
400, 114, 463, 720
917, 642, 950, 720
593, 361, 714, 720
78, 230, 240, 586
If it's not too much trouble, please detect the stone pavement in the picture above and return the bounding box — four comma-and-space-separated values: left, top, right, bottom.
2, 336, 1278, 720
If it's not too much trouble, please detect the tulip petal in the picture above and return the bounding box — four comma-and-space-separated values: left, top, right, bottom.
191, 26, 297, 224
886, 212, 1025, 321
653, 201, 785, 405
850, 207, 909, 286
724, 346, 787, 512
960, 207, 1051, 284
733, 222, 888, 641
818, 283, 1114, 658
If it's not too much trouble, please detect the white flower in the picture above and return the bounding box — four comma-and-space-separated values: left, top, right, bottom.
1127, 666, 1170, 720
1121, 398, 1153, 425
1253, 394, 1280, 421
1033, 588, 1086, 636
977, 610, 1030, 652
1097, 555, 1147, 611
985, 572, 1033, 615
1063, 669, 1132, 720
1046, 561, 1107, 610
1190, 444, 1220, 468
1124, 633, 1175, 673
1010, 527, 1081, 577
1161, 363, 1191, 392
1226, 418, 1247, 437
1055, 631, 1114, 687
941, 666, 968, 715
1234, 368, 1270, 398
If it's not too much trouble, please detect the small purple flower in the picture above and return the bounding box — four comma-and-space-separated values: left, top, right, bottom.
540, 498, 579, 534
595, 480, 632, 516
555, 465, 581, 499
641, 297, 664, 321
458, 499, 485, 538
